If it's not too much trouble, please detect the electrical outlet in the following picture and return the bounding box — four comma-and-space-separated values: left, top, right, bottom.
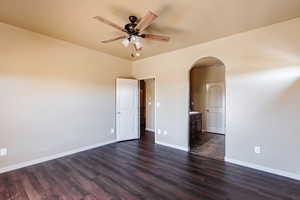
157, 102, 160, 108
110, 128, 115, 134
157, 129, 161, 135
163, 130, 168, 135
254, 146, 261, 154
0, 148, 7, 156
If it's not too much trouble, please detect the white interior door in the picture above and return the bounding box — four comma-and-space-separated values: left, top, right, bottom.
205, 82, 225, 134
116, 78, 139, 141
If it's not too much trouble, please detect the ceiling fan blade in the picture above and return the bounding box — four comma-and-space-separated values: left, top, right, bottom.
94, 16, 124, 32
101, 35, 127, 43
135, 11, 158, 32
142, 34, 170, 42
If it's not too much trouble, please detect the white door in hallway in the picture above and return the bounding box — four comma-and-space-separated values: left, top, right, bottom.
116, 78, 139, 141
205, 82, 225, 134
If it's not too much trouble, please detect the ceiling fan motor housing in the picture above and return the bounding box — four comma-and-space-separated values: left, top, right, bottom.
125, 23, 138, 34
129, 16, 138, 23
125, 16, 139, 35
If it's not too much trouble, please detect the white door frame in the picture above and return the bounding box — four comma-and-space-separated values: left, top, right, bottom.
205, 81, 225, 134
137, 76, 157, 144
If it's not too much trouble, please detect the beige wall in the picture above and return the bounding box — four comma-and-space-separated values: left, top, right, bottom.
1, 17, 300, 179
132, 18, 300, 176
144, 79, 155, 131
0, 23, 131, 169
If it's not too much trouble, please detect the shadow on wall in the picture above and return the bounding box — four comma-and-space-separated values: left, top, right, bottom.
272, 77, 300, 110
0, 51, 121, 88
0, 22, 130, 88
0, 23, 132, 169
229, 48, 300, 76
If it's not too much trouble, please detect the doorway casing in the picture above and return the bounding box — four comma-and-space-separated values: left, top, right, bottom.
187, 56, 227, 155
137, 76, 157, 144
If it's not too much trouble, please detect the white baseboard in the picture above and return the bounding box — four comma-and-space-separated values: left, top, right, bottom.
225, 157, 300, 181
155, 141, 188, 152
145, 128, 155, 132
0, 140, 116, 174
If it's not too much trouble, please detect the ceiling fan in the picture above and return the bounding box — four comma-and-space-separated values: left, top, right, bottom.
94, 11, 170, 58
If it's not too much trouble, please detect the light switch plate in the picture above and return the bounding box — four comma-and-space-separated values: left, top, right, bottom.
157, 129, 161, 135
0, 148, 7, 156
163, 130, 168, 135
254, 146, 261, 154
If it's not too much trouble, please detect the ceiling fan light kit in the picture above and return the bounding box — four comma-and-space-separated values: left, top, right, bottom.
122, 38, 130, 47
94, 10, 170, 58
134, 40, 142, 50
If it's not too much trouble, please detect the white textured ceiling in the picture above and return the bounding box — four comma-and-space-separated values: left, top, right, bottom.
1, 0, 300, 60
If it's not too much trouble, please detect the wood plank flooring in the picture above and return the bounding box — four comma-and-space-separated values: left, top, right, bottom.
190, 132, 225, 160
1, 132, 300, 200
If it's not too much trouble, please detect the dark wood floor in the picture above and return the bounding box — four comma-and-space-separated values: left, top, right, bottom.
190, 132, 225, 160
1, 133, 300, 200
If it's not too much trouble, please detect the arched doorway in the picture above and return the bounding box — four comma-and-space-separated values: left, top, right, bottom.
189, 57, 226, 160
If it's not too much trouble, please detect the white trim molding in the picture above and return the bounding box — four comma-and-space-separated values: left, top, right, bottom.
0, 140, 116, 174
225, 157, 300, 181
155, 141, 189, 152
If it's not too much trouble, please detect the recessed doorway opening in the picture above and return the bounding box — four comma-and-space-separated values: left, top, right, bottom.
139, 78, 156, 144
189, 57, 226, 160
